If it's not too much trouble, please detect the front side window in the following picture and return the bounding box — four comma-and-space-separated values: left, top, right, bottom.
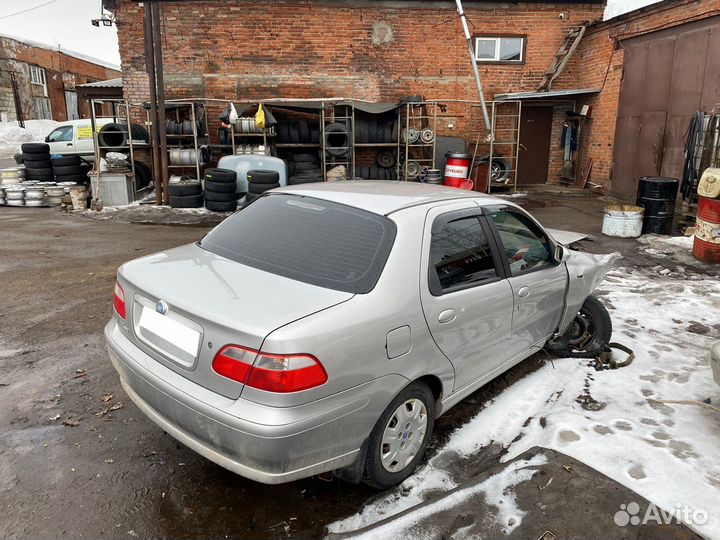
47, 126, 73, 142
429, 212, 498, 294
487, 209, 551, 275
474, 36, 525, 63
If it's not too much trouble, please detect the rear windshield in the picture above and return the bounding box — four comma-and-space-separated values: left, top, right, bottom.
199, 194, 397, 294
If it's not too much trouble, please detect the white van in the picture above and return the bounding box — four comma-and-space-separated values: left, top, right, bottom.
43, 118, 112, 160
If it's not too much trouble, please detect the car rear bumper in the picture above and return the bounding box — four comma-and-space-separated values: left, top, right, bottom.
105, 320, 392, 484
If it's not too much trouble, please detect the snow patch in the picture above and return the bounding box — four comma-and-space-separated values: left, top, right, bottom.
0, 120, 58, 145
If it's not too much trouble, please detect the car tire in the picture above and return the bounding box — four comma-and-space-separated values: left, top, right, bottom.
363, 381, 435, 489
244, 192, 261, 204
204, 179, 236, 194
25, 167, 54, 177
51, 156, 81, 167
293, 153, 317, 163
168, 181, 202, 197
294, 161, 317, 171
298, 119, 310, 143
204, 190, 237, 202
22, 153, 50, 163
169, 194, 203, 208
205, 199, 238, 212
23, 159, 52, 169
490, 157, 511, 183
545, 295, 612, 359
204, 168, 236, 184
248, 181, 280, 194
246, 170, 279, 184
21, 142, 50, 154
54, 173, 84, 182
324, 123, 350, 157
52, 165, 84, 176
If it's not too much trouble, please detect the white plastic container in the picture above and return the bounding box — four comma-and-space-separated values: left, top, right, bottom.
602, 204, 644, 238
217, 154, 287, 194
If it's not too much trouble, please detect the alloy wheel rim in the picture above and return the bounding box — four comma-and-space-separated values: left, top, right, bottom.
567, 306, 598, 350
380, 399, 428, 473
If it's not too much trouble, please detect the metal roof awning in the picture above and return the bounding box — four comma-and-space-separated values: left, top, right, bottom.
77, 77, 122, 88
77, 78, 123, 100
494, 88, 601, 101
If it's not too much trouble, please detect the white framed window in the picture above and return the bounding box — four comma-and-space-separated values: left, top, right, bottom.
29, 65, 48, 96
34, 97, 52, 120
474, 36, 525, 63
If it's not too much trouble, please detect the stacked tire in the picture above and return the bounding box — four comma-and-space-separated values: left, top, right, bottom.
169, 180, 203, 209
51, 155, 85, 184
287, 153, 323, 185
204, 168, 237, 212
246, 170, 279, 204
21, 143, 53, 182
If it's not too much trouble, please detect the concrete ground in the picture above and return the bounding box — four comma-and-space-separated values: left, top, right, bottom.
0, 192, 712, 539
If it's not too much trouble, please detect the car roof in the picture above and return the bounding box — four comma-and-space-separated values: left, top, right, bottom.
275, 181, 509, 215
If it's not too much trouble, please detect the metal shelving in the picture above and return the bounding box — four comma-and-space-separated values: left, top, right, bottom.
161, 101, 209, 180
400, 101, 438, 181
321, 103, 353, 180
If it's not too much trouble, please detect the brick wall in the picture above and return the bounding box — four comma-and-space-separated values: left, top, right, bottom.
0, 36, 121, 122
554, 0, 720, 192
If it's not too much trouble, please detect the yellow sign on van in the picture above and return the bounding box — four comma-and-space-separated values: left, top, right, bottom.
77, 125, 102, 140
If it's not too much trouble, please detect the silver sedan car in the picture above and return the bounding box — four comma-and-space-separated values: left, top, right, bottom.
105, 182, 614, 488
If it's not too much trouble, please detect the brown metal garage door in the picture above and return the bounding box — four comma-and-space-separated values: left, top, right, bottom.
612, 15, 720, 197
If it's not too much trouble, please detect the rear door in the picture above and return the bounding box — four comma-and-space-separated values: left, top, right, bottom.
484, 205, 567, 359
420, 202, 514, 392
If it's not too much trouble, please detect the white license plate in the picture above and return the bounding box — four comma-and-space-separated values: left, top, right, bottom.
138, 306, 200, 356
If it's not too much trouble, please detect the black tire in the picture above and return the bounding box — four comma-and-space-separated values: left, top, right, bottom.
22, 153, 50, 163
294, 161, 317, 171
248, 182, 280, 194
169, 194, 204, 208
355, 116, 367, 144
278, 123, 289, 143
244, 192, 261, 204
52, 165, 84, 176
169, 181, 202, 197
293, 153, 317, 163
545, 295, 612, 358
289, 122, 300, 144
204, 190, 237, 202
363, 381, 435, 489
51, 156, 81, 167
325, 123, 350, 157
205, 199, 238, 212
298, 119, 310, 143
368, 120, 378, 143
204, 179, 236, 194
55, 174, 84, 182
98, 123, 128, 148
383, 122, 393, 143
21, 143, 49, 154
23, 159, 52, 169
376, 151, 395, 168
25, 167, 54, 177
490, 157, 511, 183
246, 170, 279, 184
134, 161, 152, 190
287, 176, 307, 185
204, 168, 236, 184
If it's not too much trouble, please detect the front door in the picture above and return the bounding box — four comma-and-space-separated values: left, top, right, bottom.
517, 106, 553, 185
420, 202, 514, 392
485, 206, 568, 360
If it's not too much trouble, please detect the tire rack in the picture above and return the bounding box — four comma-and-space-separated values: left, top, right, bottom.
90, 98, 147, 201
229, 111, 274, 157
162, 101, 209, 181
351, 106, 401, 180
486, 100, 521, 194
321, 102, 354, 180
400, 101, 438, 181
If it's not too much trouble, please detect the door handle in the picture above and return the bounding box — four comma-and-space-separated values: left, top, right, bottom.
66, 142, 73, 146
517, 286, 530, 298
438, 309, 456, 323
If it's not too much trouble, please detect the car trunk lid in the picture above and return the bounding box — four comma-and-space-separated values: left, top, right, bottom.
118, 243, 354, 399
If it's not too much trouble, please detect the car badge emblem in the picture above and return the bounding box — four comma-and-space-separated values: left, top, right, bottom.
155, 300, 169, 315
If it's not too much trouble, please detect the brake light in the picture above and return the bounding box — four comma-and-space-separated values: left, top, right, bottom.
113, 281, 126, 319
212, 346, 327, 393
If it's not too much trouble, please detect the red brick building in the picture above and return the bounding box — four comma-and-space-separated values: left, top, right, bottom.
109, 0, 720, 197
0, 34, 121, 123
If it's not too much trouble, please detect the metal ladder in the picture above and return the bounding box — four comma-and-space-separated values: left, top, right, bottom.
538, 25, 587, 92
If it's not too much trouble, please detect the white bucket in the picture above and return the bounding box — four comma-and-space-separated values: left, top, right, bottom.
602, 204, 644, 238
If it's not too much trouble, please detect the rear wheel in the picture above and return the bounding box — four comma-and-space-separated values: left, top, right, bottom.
545, 295, 612, 358
363, 381, 434, 489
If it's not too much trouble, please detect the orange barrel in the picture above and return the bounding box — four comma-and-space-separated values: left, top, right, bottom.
693, 196, 720, 264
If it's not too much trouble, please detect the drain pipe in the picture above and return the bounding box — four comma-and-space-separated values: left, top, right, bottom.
455, 0, 492, 138
143, 2, 162, 205
151, 1, 170, 205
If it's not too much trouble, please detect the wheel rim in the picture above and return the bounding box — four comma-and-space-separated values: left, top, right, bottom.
380, 399, 428, 473
566, 305, 600, 350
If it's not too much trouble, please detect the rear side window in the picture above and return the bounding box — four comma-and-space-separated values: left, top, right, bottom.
199, 194, 396, 294
429, 212, 498, 294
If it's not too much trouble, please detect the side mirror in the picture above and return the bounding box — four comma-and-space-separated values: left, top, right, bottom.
44, 136, 50, 142
554, 245, 571, 262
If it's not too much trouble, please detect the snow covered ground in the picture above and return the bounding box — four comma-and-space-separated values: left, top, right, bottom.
0, 119, 58, 146
329, 236, 720, 539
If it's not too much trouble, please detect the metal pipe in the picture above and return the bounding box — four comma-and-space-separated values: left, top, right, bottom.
143, 2, 162, 205
151, 1, 170, 205
455, 0, 492, 138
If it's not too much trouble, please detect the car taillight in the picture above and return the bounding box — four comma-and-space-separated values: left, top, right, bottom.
212, 346, 327, 393
113, 281, 126, 319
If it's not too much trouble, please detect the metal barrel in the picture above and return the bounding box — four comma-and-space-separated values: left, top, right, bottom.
635, 176, 679, 235
693, 195, 720, 264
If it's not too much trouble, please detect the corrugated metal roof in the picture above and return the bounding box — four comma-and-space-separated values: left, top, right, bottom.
494, 88, 601, 101
77, 78, 123, 89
